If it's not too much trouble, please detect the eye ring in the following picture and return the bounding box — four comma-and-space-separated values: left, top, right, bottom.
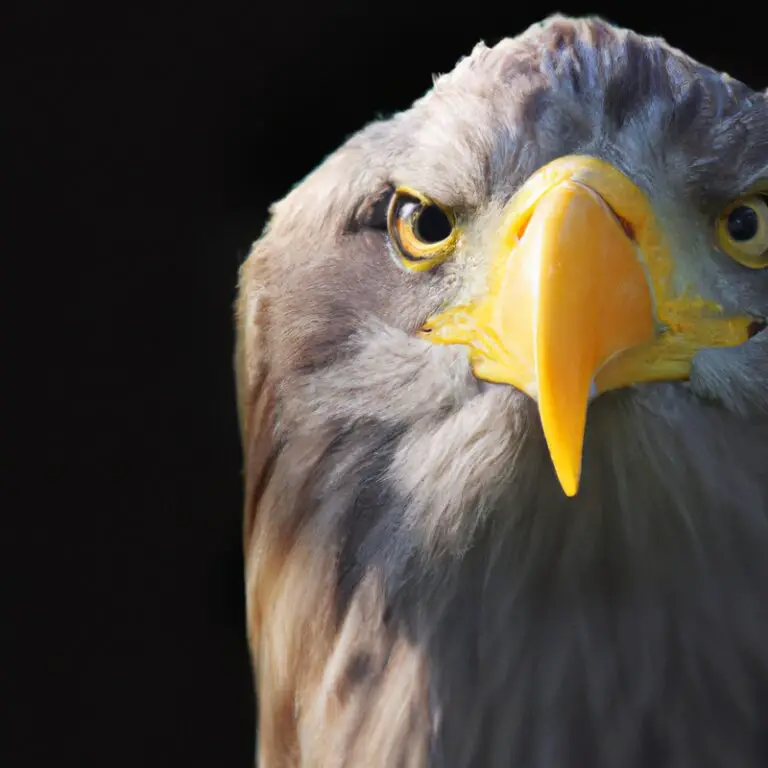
716, 194, 768, 269
387, 187, 458, 272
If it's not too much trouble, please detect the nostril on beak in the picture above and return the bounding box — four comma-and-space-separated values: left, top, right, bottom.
616, 215, 636, 242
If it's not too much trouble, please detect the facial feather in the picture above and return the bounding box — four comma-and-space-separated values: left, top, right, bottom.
236, 14, 768, 767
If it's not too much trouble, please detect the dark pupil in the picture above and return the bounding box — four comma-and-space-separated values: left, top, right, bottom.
413, 204, 453, 243
727, 205, 759, 241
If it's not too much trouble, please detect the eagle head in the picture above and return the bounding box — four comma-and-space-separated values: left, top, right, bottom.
236, 16, 768, 767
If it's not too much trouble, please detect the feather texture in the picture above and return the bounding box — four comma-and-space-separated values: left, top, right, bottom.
236, 15, 768, 767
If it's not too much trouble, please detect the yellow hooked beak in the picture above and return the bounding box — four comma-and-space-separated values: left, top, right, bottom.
423, 156, 753, 497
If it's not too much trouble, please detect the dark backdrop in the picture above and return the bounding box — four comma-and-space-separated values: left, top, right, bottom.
11, 3, 768, 766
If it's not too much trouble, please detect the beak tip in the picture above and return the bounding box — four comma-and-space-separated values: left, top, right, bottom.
548, 446, 581, 497
543, 425, 584, 499
559, 474, 580, 498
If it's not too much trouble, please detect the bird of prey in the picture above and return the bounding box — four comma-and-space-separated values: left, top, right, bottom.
235, 15, 768, 767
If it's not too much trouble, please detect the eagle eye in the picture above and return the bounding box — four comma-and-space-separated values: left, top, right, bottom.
716, 194, 768, 269
387, 187, 458, 272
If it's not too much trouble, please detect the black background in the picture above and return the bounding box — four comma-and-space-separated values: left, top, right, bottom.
11, 3, 768, 766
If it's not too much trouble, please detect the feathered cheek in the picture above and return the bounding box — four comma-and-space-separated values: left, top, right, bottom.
386, 388, 529, 553
690, 329, 768, 416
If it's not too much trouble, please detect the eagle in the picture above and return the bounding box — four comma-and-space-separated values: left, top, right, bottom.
235, 16, 768, 767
